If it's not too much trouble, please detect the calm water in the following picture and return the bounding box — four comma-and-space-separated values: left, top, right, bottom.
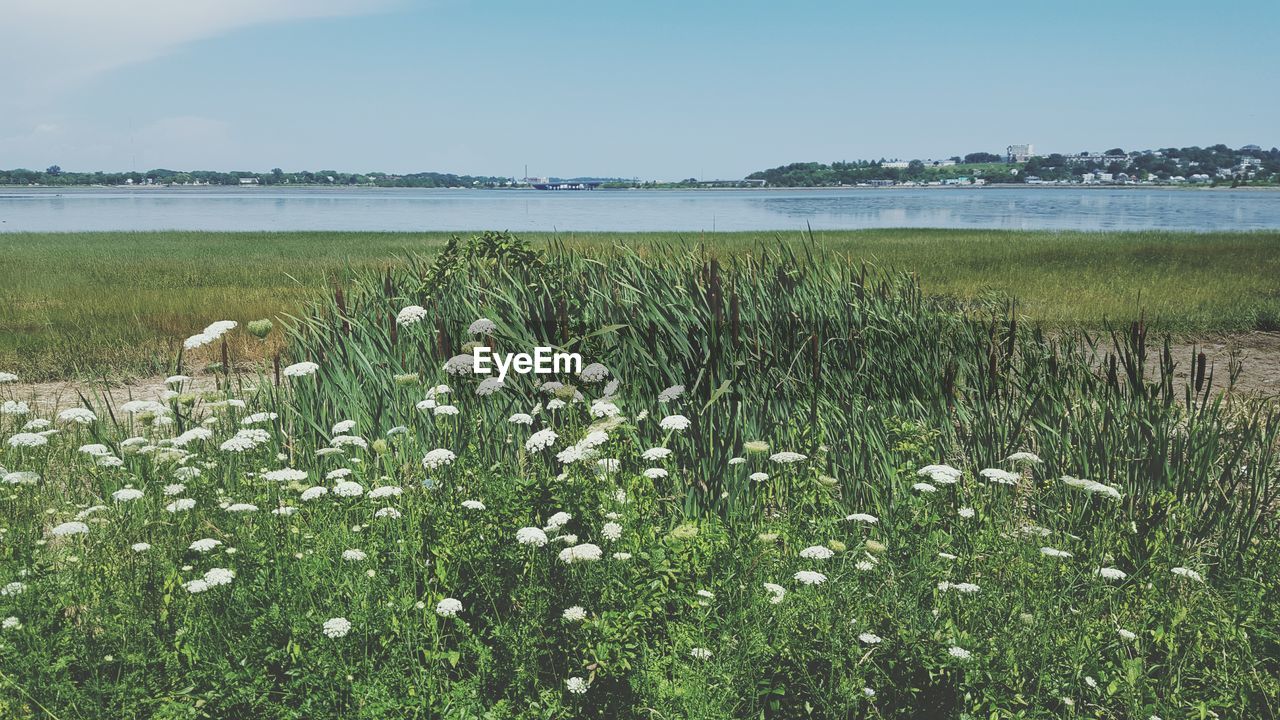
0, 186, 1277, 232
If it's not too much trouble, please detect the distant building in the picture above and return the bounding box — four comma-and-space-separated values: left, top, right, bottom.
239, 177, 259, 185
881, 161, 910, 169
1006, 144, 1035, 162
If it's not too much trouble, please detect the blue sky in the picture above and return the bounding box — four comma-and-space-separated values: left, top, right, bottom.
0, 0, 1275, 180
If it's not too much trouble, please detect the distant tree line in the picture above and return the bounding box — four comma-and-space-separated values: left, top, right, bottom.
747, 144, 1280, 187
0, 167, 510, 188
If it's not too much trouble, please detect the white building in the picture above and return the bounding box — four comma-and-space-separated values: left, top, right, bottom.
1007, 144, 1035, 162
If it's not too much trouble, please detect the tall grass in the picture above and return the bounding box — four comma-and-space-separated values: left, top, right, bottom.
1, 229, 1278, 380
0, 233, 1276, 717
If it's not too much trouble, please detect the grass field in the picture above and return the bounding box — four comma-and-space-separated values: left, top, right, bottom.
1, 236, 1276, 717
1, 229, 1278, 380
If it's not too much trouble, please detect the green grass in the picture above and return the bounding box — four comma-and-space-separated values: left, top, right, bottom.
1, 229, 1278, 380
1, 236, 1276, 717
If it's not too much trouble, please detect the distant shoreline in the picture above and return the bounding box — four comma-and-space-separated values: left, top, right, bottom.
2, 183, 1277, 193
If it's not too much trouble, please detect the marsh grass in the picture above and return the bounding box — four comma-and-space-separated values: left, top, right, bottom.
1, 229, 1278, 380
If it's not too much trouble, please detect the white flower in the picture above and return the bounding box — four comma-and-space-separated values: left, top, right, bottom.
1, 582, 27, 596
749, 472, 769, 482
590, 400, 620, 418
264, 468, 308, 483
422, 448, 456, 469
342, 549, 367, 562
220, 428, 271, 452
203, 568, 234, 587
659, 414, 690, 431
373, 506, 400, 518
8, 432, 48, 448
329, 419, 356, 435
368, 486, 402, 499
689, 647, 712, 661
763, 582, 786, 604
330, 435, 367, 450
443, 354, 475, 375
300, 486, 328, 502
0, 372, 17, 383
1117, 628, 1137, 641
435, 598, 463, 617
958, 507, 975, 518
545, 398, 566, 411
164, 482, 188, 495
468, 317, 497, 335
1096, 567, 1128, 581
333, 481, 364, 498
643, 467, 668, 479
171, 427, 213, 447
612, 552, 632, 561
579, 363, 609, 382
110, 488, 144, 503
508, 413, 533, 425
166, 498, 197, 513
50, 521, 89, 536
845, 513, 878, 524
657, 384, 684, 403
132, 542, 151, 552
1171, 567, 1204, 583
601, 522, 622, 541
912, 482, 938, 493
557, 543, 603, 564
979, 468, 1020, 486
2, 616, 21, 630
793, 570, 827, 586
461, 500, 485, 511
799, 545, 834, 560
565, 676, 588, 695
283, 361, 319, 377
120, 400, 169, 416
226, 503, 258, 513
273, 505, 299, 516
1006, 451, 1043, 465
323, 617, 352, 638
641, 447, 672, 461
1061, 475, 1123, 500
1, 401, 30, 416
397, 305, 428, 326
1039, 546, 1073, 559
545, 512, 571, 529
189, 538, 222, 553
516, 527, 548, 546
917, 464, 962, 484
525, 428, 558, 452
3, 471, 38, 485
937, 581, 980, 593
165, 374, 191, 385
476, 377, 504, 396
947, 646, 972, 660
770, 451, 807, 464
562, 606, 587, 622
241, 411, 278, 425
858, 632, 883, 645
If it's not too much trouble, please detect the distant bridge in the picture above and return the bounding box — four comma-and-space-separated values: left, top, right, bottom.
530, 181, 603, 191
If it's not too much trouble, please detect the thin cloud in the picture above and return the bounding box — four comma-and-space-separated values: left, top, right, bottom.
0, 0, 398, 108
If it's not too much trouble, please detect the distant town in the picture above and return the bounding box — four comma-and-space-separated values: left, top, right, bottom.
1, 142, 1275, 189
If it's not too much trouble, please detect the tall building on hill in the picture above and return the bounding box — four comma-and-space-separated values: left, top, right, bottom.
1006, 144, 1035, 162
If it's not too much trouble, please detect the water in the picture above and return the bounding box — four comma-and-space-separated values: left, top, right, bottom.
0, 186, 1277, 233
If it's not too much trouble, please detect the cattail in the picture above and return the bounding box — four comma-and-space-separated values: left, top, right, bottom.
389, 312, 398, 346
273, 351, 281, 387
1195, 351, 1207, 392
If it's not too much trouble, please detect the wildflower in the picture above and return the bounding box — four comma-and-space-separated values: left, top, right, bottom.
476, 377, 504, 396
368, 486, 402, 499
858, 633, 883, 645
516, 527, 548, 546
690, 647, 712, 660
750, 472, 769, 482
601, 522, 622, 541
225, 503, 258, 513
643, 467, 668, 479
0, 372, 17, 383
612, 552, 632, 560
443, 354, 475, 375
323, 617, 352, 638
1061, 475, 1123, 500
241, 412, 278, 426
283, 361, 319, 377
2, 616, 21, 630
132, 542, 151, 552
1040, 547, 1073, 559
333, 481, 364, 498
300, 486, 328, 502
264, 468, 308, 483
937, 581, 980, 593
763, 582, 786, 604
770, 451, 807, 464
57, 408, 97, 425
856, 559, 877, 571
1006, 451, 1043, 465
659, 414, 690, 431
641, 447, 672, 461
1117, 628, 1137, 641
7, 433, 48, 448
728, 457, 745, 465
595, 458, 620, 475
562, 606, 587, 622
1, 582, 26, 596
590, 400, 620, 418
863, 687, 876, 698
4, 471, 39, 485
558, 543, 603, 564
565, 676, 588, 695
461, 500, 485, 511
166, 498, 197, 513
51, 521, 89, 536
189, 538, 222, 553
203, 568, 234, 586
658, 384, 684, 402
979, 468, 1020, 485
794, 570, 827, 586
846, 513, 878, 524
330, 435, 368, 450
468, 317, 497, 335
508, 413, 533, 425
163, 483, 187, 496
1095, 567, 1128, 581
958, 507, 975, 518
171, 428, 213, 447
545, 512, 571, 529
912, 482, 938, 493
397, 305, 427, 326
1171, 567, 1204, 583
525, 428, 557, 452
917, 464, 962, 484
422, 448, 456, 469
800, 545, 834, 560
947, 646, 972, 660
342, 549, 367, 562
220, 428, 271, 452
1, 401, 30, 416
579, 363, 609, 382
435, 598, 463, 617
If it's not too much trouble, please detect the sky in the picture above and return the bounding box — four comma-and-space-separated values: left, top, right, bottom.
0, 0, 1275, 181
